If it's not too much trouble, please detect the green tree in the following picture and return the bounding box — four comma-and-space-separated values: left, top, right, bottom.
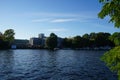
72, 36, 83, 48
82, 33, 90, 39
99, 0, 120, 79
45, 33, 57, 50
0, 29, 15, 49
4, 29, 15, 42
109, 32, 120, 46
89, 32, 97, 47
98, 0, 120, 28
62, 38, 72, 48
95, 32, 111, 47
82, 34, 90, 47
101, 46, 120, 80
90, 32, 96, 40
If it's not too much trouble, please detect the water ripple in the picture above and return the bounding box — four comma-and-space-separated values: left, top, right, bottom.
0, 50, 117, 80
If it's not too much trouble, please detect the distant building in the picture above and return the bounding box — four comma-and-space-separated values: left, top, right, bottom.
29, 37, 41, 46
29, 33, 46, 47
38, 33, 44, 39
12, 39, 29, 48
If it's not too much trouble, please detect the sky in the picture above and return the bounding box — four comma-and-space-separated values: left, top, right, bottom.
0, 0, 119, 39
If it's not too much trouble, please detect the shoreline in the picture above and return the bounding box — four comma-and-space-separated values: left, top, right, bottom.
0, 47, 111, 51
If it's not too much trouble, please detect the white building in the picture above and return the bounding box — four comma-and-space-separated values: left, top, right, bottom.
29, 34, 46, 47
29, 37, 41, 46
38, 33, 44, 39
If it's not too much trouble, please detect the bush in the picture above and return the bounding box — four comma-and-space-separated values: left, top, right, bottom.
101, 46, 120, 80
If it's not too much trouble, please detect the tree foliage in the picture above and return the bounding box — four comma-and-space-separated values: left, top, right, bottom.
95, 32, 111, 47
72, 36, 83, 48
0, 29, 15, 49
45, 33, 57, 50
61, 32, 113, 49
103, 32, 120, 80
99, 1, 120, 79
4, 29, 15, 42
82, 33, 90, 39
98, 0, 120, 28
101, 46, 120, 80
109, 32, 120, 46
62, 38, 72, 48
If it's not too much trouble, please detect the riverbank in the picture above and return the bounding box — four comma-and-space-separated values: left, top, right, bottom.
9, 46, 112, 51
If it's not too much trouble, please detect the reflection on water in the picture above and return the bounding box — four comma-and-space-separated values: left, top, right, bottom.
0, 50, 117, 80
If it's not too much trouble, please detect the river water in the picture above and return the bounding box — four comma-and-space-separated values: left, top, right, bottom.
0, 50, 117, 80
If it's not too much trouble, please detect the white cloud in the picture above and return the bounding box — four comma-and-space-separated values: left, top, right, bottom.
30, 12, 97, 23
32, 18, 78, 23
51, 18, 77, 23
31, 17, 96, 23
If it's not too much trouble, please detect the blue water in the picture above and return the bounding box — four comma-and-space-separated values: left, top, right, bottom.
0, 50, 117, 80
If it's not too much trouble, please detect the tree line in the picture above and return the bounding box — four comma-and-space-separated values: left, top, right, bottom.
45, 32, 120, 50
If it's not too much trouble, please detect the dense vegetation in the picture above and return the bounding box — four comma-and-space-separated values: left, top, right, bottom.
62, 32, 115, 49
101, 46, 120, 80
109, 32, 120, 46
98, 0, 120, 28
45, 32, 119, 49
0, 29, 15, 49
99, 0, 120, 80
45, 33, 58, 50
